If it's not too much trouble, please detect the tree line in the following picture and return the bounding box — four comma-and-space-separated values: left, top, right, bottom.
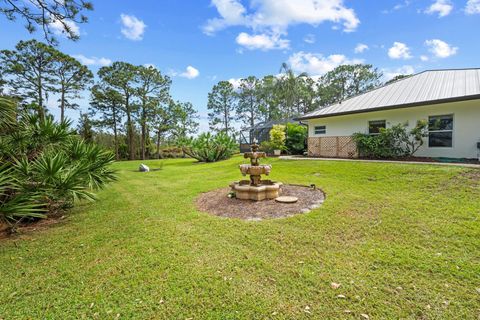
0, 39, 199, 161
1, 39, 405, 161
207, 63, 385, 136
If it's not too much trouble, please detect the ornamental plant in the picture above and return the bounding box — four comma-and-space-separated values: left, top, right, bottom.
269, 124, 286, 150
179, 132, 238, 162
353, 121, 429, 158
285, 123, 307, 154
0, 97, 116, 233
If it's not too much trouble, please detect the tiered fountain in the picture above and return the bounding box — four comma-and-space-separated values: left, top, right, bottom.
230, 143, 282, 201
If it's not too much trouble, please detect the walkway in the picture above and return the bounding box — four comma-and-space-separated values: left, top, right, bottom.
279, 155, 480, 169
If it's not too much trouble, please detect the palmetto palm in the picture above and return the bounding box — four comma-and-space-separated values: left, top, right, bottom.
0, 97, 116, 230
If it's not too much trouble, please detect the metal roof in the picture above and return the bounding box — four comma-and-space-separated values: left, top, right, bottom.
298, 68, 480, 120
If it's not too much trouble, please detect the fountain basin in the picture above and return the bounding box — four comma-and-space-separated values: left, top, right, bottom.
230, 180, 282, 201
239, 164, 271, 176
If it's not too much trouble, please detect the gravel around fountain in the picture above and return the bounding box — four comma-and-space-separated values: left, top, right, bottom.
196, 184, 325, 220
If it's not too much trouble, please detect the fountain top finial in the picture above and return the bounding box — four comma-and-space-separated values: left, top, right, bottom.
244, 143, 265, 166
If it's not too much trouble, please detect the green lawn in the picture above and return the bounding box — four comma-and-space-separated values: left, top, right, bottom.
1, 156, 479, 319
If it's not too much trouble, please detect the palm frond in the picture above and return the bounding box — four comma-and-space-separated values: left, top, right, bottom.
0, 97, 17, 130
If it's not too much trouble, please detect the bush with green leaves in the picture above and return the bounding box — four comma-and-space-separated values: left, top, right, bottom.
157, 146, 184, 159
353, 121, 429, 158
261, 124, 287, 153
0, 97, 116, 231
285, 123, 307, 154
179, 132, 238, 162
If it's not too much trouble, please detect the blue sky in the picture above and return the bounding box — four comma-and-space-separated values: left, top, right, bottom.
1, 0, 479, 131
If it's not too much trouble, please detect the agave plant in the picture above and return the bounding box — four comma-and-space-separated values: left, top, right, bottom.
0, 97, 116, 231
179, 132, 238, 162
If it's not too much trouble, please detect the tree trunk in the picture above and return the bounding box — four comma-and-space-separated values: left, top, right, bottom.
125, 93, 135, 160
141, 102, 146, 160
250, 95, 254, 128
112, 106, 119, 161
156, 129, 161, 159
224, 101, 229, 135
38, 75, 45, 120
60, 86, 65, 122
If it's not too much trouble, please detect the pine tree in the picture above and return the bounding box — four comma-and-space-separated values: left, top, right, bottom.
236, 76, 262, 129
53, 52, 93, 121
97, 62, 138, 160
0, 40, 57, 119
207, 80, 236, 135
136, 66, 171, 160
89, 84, 124, 160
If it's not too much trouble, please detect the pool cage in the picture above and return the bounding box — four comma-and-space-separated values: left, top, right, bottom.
239, 118, 300, 153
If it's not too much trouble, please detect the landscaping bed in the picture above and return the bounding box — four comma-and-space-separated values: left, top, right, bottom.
196, 184, 325, 220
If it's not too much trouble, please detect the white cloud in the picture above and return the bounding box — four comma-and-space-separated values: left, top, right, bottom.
250, 0, 359, 32
465, 0, 480, 14
303, 34, 316, 44
120, 14, 146, 41
288, 51, 363, 76
49, 18, 80, 37
73, 55, 112, 66
354, 43, 369, 54
179, 66, 200, 79
203, 0, 360, 46
383, 65, 415, 81
420, 55, 429, 61
388, 42, 412, 59
425, 0, 453, 17
236, 32, 289, 50
228, 78, 243, 89
425, 39, 458, 58
382, 1, 411, 13
203, 0, 247, 35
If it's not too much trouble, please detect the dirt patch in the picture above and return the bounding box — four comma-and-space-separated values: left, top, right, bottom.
460, 169, 480, 181
196, 184, 325, 220
0, 216, 66, 239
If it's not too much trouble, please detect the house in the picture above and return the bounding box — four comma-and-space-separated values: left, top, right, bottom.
297, 68, 480, 160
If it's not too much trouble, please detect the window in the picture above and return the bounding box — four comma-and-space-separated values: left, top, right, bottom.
368, 120, 386, 134
314, 125, 326, 135
428, 114, 453, 147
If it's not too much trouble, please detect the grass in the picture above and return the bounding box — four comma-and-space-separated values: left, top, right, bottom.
0, 156, 479, 319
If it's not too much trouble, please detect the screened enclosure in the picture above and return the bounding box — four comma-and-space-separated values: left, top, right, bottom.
239, 118, 300, 153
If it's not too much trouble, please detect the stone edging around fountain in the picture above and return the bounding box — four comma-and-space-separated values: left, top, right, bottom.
195, 184, 325, 221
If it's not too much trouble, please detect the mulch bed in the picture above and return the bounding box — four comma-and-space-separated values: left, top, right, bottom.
196, 184, 325, 220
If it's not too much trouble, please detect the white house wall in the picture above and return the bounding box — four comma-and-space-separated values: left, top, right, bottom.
306, 99, 480, 159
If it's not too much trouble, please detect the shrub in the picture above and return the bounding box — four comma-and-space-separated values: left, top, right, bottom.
158, 146, 184, 159
0, 98, 116, 231
353, 121, 428, 158
269, 125, 286, 151
259, 140, 274, 153
285, 123, 307, 154
179, 132, 238, 162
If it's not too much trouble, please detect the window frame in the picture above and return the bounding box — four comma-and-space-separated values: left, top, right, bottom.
314, 125, 326, 135
428, 114, 454, 148
368, 120, 386, 135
